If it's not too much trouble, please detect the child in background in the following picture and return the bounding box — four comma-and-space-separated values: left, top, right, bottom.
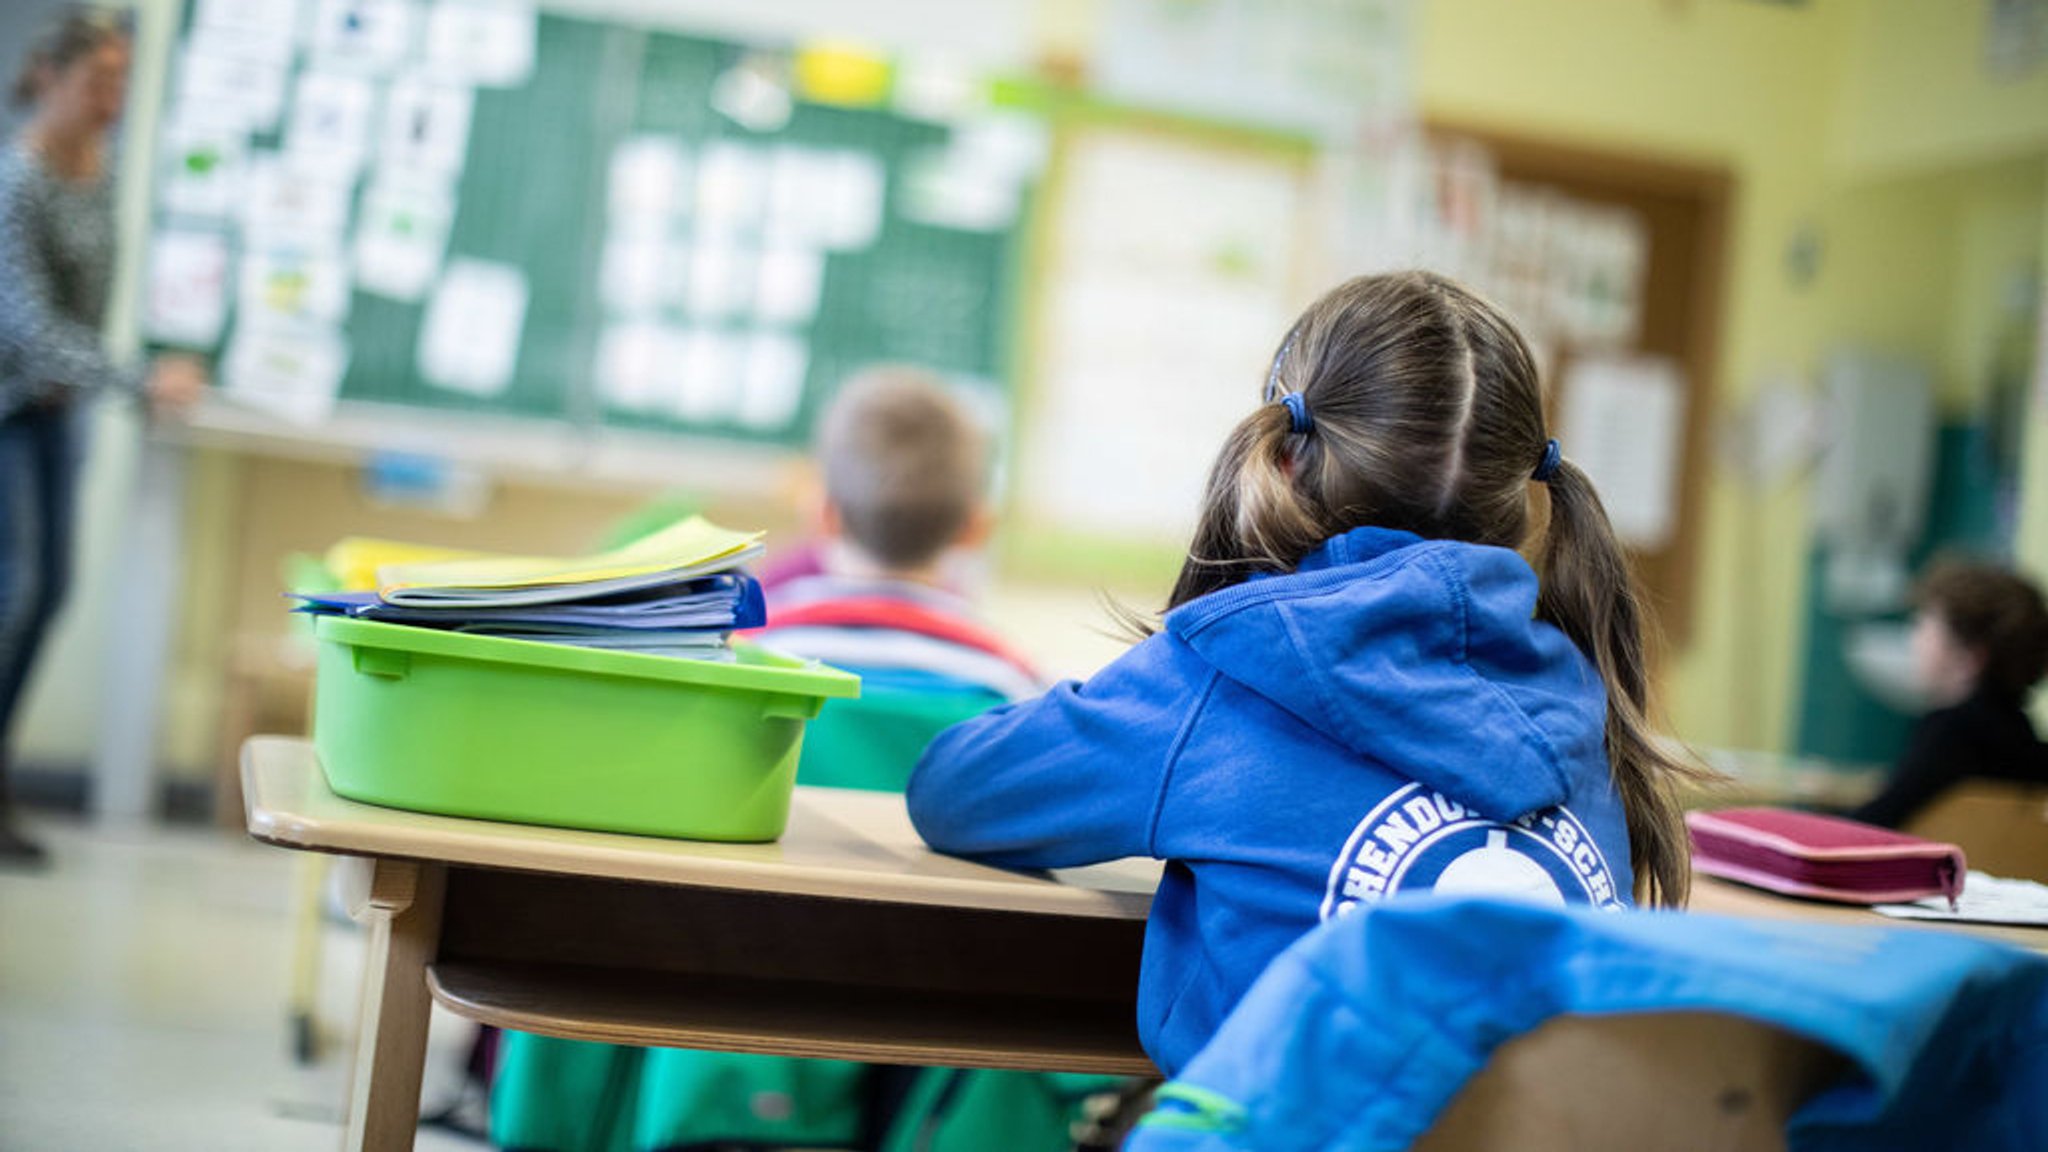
753, 365, 1043, 791
1852, 560, 2048, 829
908, 270, 1707, 1078
491, 367, 1098, 1152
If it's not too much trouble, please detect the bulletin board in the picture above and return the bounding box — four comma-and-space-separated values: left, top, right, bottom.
1426, 122, 1735, 647
1005, 101, 1320, 581
139, 2, 1040, 449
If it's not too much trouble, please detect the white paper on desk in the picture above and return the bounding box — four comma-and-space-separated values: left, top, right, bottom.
697, 142, 769, 234
594, 321, 685, 413
380, 74, 474, 176
1558, 355, 1686, 550
309, 0, 419, 76
685, 240, 756, 320
418, 258, 528, 396
175, 41, 291, 135
157, 108, 248, 220
672, 327, 743, 422
287, 70, 379, 179
1876, 871, 2048, 927
242, 153, 356, 246
600, 233, 686, 315
240, 248, 353, 327
609, 136, 690, 225
144, 229, 233, 348
753, 244, 824, 325
223, 321, 350, 424
353, 175, 455, 301
735, 331, 808, 431
425, 0, 537, 88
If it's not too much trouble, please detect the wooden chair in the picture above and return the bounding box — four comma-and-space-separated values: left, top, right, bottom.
1419, 1012, 1844, 1152
1905, 779, 2048, 882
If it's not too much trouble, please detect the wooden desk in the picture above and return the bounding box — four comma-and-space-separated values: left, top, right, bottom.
241, 737, 1157, 1152
1689, 874, 2048, 955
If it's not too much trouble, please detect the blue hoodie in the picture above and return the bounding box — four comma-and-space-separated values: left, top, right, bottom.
907, 526, 1634, 1076
1125, 898, 2048, 1151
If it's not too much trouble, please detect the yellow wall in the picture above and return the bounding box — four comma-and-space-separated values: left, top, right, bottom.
2015, 155, 2048, 572
1830, 0, 2048, 181
1418, 0, 1850, 750
1419, 0, 2048, 753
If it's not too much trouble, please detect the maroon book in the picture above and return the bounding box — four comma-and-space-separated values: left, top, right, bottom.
1687, 807, 1966, 906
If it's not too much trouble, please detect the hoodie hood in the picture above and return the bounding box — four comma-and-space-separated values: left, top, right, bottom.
1165, 526, 1607, 821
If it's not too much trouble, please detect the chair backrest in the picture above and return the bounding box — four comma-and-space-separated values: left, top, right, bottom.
1904, 780, 2048, 882
795, 683, 1006, 793
1417, 1012, 1844, 1152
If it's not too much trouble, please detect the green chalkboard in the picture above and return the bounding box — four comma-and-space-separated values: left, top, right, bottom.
148, 10, 1034, 447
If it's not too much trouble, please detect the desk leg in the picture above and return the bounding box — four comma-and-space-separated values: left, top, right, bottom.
344, 857, 446, 1152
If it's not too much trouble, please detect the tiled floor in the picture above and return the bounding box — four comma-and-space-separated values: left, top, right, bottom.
0, 813, 481, 1151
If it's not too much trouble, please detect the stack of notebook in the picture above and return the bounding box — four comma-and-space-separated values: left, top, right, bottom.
1687, 807, 1967, 907
294, 517, 767, 661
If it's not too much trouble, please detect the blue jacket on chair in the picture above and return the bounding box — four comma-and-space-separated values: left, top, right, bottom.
1127, 897, 2048, 1151
909, 527, 1634, 1075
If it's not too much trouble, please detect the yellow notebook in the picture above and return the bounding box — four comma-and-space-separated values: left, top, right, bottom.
378, 516, 766, 604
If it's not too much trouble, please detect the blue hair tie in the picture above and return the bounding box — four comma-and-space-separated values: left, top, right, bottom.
1280, 392, 1312, 436
1533, 439, 1562, 482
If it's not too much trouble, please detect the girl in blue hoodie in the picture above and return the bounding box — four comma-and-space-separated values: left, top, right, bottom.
906, 270, 1704, 1077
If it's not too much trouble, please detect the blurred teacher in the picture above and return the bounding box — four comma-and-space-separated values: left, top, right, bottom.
0, 7, 205, 867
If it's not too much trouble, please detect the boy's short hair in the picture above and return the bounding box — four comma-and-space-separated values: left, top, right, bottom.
1917, 559, 2048, 699
817, 367, 988, 571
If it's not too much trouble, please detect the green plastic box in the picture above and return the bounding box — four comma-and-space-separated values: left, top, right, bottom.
312, 616, 861, 842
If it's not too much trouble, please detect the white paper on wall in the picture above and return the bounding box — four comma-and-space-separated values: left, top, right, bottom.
425, 0, 537, 88
600, 234, 687, 315
175, 41, 291, 134
223, 321, 351, 424
696, 143, 769, 234
901, 146, 1020, 232
380, 74, 475, 176
240, 248, 354, 327
736, 331, 808, 430
821, 151, 886, 251
353, 175, 456, 301
309, 0, 419, 75
673, 328, 743, 422
158, 109, 248, 220
418, 258, 529, 395
685, 241, 756, 320
286, 70, 379, 178
143, 230, 234, 347
753, 244, 825, 325
1558, 355, 1687, 550
594, 321, 685, 413
242, 154, 356, 249
608, 136, 691, 225
194, 0, 303, 64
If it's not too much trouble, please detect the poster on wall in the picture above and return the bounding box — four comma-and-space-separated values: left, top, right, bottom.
418, 258, 529, 395
143, 230, 233, 347
1558, 355, 1687, 551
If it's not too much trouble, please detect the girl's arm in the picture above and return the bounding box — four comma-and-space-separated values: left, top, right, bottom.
906, 635, 1215, 870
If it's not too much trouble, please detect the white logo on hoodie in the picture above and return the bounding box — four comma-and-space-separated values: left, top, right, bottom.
1320, 783, 1626, 920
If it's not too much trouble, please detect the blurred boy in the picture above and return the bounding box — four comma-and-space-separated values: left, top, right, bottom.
753, 365, 1041, 789
491, 368, 1092, 1152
